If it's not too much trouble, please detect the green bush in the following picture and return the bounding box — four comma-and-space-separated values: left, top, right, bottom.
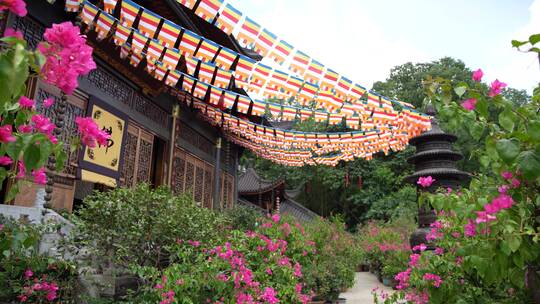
0, 216, 78, 303
71, 184, 228, 270
223, 204, 263, 231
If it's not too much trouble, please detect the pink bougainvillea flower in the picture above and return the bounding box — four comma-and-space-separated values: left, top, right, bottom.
75, 117, 110, 148
32, 167, 47, 185
501, 171, 513, 180
0, 156, 13, 166
43, 97, 54, 108
16, 161, 25, 179
18, 96, 34, 109
3, 28, 23, 39
24, 269, 33, 279
434, 247, 444, 255
475, 211, 497, 224
408, 253, 421, 267
464, 219, 476, 237
417, 176, 435, 188
412, 244, 427, 252
461, 98, 477, 111
472, 68, 484, 82
18, 124, 32, 133
510, 178, 520, 188
38, 22, 96, 94
492, 193, 514, 209
271, 213, 280, 223
260, 287, 279, 304
17, 295, 27, 302
423, 273, 443, 288
31, 114, 55, 137
0, 0, 27, 16
0, 125, 16, 143
498, 185, 509, 194
488, 79, 507, 97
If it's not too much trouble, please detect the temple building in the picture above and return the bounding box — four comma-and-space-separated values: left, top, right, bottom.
0, 0, 262, 211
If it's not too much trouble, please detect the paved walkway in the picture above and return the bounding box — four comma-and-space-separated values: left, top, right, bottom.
340, 272, 394, 303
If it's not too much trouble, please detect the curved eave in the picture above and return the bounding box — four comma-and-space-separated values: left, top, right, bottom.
405, 168, 472, 183
409, 133, 457, 146
238, 180, 285, 195
407, 149, 463, 163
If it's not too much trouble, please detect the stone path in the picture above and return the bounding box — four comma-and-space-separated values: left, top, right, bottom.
340, 272, 394, 303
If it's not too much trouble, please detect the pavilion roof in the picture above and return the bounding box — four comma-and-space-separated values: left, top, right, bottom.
238, 168, 284, 194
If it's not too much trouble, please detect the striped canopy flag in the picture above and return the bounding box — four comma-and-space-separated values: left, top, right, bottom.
198, 61, 216, 84
253, 28, 277, 57
305, 59, 324, 84
237, 17, 261, 47
131, 30, 149, 55
346, 116, 360, 130
165, 69, 181, 87
95, 10, 115, 40
80, 1, 98, 26
268, 103, 282, 118
193, 81, 210, 99
195, 0, 224, 23
251, 99, 266, 116
195, 39, 220, 62
209, 86, 223, 105
216, 3, 242, 34
66, 0, 82, 12
348, 83, 366, 102
283, 75, 303, 97
119, 44, 130, 59
234, 78, 249, 91
176, 0, 196, 9
182, 75, 196, 93
335, 76, 352, 100
300, 109, 313, 121
262, 85, 280, 99
162, 48, 181, 70
250, 62, 271, 87
158, 19, 181, 48
380, 96, 394, 111
268, 69, 288, 89
366, 92, 381, 110
233, 55, 256, 82
178, 30, 201, 57
282, 106, 297, 121
113, 22, 131, 46
214, 68, 232, 88
237, 95, 251, 114
314, 112, 328, 123
129, 50, 142, 67
154, 63, 168, 81
120, 0, 140, 28
289, 50, 310, 76
223, 91, 237, 109
269, 40, 293, 65
341, 103, 355, 117
297, 82, 318, 106
320, 68, 338, 91
103, 0, 118, 13
145, 58, 157, 74
214, 46, 237, 70
184, 56, 199, 76
146, 39, 164, 63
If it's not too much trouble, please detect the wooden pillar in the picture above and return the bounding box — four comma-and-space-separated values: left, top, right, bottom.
167, 105, 180, 187
212, 137, 222, 210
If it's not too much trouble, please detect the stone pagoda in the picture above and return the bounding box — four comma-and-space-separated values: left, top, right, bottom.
405, 104, 471, 248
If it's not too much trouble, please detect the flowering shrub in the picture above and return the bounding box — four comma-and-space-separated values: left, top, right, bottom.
0, 2, 105, 200
374, 39, 540, 303
138, 214, 316, 303
0, 216, 78, 303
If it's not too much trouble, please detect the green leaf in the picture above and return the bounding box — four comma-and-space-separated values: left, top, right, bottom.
529, 34, 540, 45
454, 86, 467, 97
0, 43, 30, 106
476, 99, 488, 118
470, 122, 484, 140
498, 108, 516, 132
507, 235, 521, 253
528, 121, 540, 142
5, 182, 20, 202
23, 144, 41, 171
517, 150, 540, 181
55, 148, 67, 172
496, 139, 520, 163
511, 40, 528, 48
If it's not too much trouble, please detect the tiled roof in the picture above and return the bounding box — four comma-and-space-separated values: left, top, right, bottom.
238, 168, 284, 194
280, 198, 318, 222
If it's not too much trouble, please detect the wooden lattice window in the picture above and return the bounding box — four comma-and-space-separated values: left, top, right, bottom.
119, 123, 155, 188
220, 173, 235, 209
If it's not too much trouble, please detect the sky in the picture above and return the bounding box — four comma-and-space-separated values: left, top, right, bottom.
232, 0, 540, 93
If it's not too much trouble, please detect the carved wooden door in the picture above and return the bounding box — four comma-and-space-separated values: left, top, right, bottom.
120, 123, 154, 188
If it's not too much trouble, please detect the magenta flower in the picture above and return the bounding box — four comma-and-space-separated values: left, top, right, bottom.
408, 253, 420, 267
43, 97, 54, 108
501, 171, 513, 180
417, 176, 435, 188
18, 96, 34, 109
0, 0, 27, 16
472, 69, 484, 82
31, 115, 55, 137
0, 125, 16, 143
18, 124, 32, 133
16, 161, 25, 179
261, 287, 279, 304
434, 247, 444, 255
498, 185, 509, 194
475, 211, 496, 224
75, 117, 110, 148
464, 219, 476, 237
38, 22, 96, 94
24, 269, 33, 279
423, 273, 443, 288
488, 79, 507, 97
510, 178, 520, 188
271, 213, 280, 223
412, 243, 427, 252
32, 168, 47, 185
0, 156, 13, 166
461, 98, 477, 111
3, 28, 23, 39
